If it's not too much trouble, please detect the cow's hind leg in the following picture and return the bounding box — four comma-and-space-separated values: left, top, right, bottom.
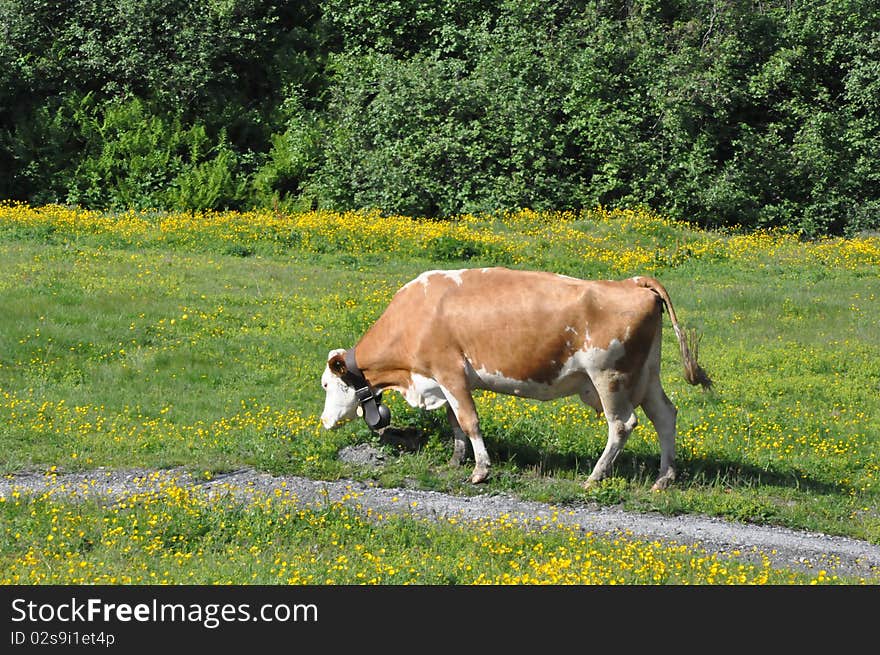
585, 385, 638, 489
640, 381, 678, 491
441, 383, 490, 484
446, 405, 468, 467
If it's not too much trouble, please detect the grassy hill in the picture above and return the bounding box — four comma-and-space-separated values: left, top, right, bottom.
1, 203, 878, 583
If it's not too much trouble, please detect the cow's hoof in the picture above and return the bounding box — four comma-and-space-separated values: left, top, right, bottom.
651, 470, 675, 492
469, 469, 489, 484
650, 478, 672, 492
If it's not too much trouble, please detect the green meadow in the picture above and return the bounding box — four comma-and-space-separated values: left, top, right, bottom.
1, 204, 878, 584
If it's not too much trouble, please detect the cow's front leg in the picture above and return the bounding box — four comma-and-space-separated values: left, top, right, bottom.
446, 405, 468, 467
442, 384, 490, 483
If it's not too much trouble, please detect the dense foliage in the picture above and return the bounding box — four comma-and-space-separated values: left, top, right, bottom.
2, 0, 878, 235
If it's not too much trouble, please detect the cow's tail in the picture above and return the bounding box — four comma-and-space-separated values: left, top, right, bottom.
635, 276, 713, 390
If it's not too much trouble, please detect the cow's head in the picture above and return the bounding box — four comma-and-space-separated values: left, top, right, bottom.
320, 349, 359, 429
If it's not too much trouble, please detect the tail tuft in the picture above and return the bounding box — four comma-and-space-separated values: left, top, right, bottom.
636, 276, 713, 391
679, 326, 713, 389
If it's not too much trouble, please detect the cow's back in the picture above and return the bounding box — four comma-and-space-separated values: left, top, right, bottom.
367, 268, 661, 384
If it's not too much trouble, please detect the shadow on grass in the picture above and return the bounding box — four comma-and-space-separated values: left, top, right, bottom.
378, 425, 429, 452
398, 413, 845, 497
485, 438, 847, 496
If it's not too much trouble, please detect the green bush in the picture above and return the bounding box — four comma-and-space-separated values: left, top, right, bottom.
250, 90, 323, 211
312, 0, 880, 236
428, 235, 482, 262
168, 136, 248, 212
63, 97, 246, 211
1, 0, 879, 235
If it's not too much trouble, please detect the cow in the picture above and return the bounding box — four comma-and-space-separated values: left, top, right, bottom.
320, 267, 711, 491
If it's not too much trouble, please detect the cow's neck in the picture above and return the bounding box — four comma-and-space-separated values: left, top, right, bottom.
353, 340, 411, 392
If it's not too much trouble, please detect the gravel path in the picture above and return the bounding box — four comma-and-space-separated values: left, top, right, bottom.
2, 460, 879, 582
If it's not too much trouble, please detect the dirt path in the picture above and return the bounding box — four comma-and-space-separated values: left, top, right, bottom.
2, 465, 879, 581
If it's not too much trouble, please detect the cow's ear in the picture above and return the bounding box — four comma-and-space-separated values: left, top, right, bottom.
328, 352, 347, 377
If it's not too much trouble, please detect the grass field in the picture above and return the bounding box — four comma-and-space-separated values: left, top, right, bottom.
1, 202, 878, 584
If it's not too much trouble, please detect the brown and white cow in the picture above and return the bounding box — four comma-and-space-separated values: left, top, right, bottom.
321, 267, 711, 491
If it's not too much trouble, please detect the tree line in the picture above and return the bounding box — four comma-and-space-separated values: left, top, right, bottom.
2, 0, 878, 236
